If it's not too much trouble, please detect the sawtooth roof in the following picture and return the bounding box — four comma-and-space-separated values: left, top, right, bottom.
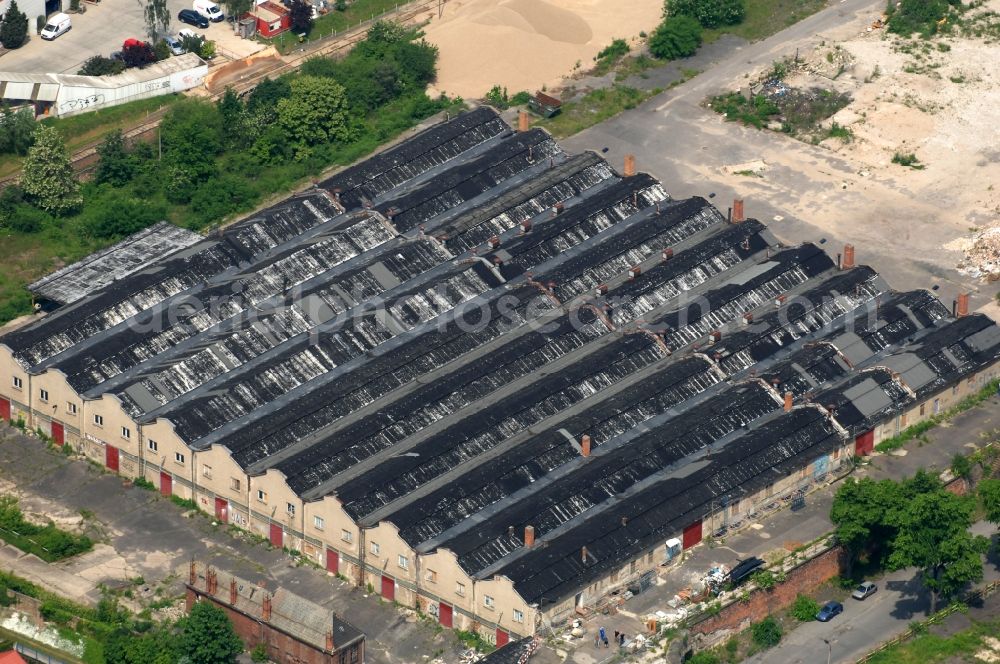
4, 107, 999, 610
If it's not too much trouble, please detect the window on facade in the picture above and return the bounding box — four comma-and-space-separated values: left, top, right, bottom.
513, 609, 524, 623
286, 502, 295, 516
121, 426, 130, 440
456, 582, 466, 596
933, 399, 940, 414
920, 403, 926, 416
313, 516, 324, 530
341, 529, 353, 543
202, 465, 212, 478
370, 541, 379, 555
11, 377, 22, 390
148, 439, 158, 452
952, 385, 958, 396
175, 452, 185, 464
39, 388, 48, 402
257, 489, 267, 503
397, 555, 409, 570
93, 414, 104, 426
483, 595, 495, 609
425, 569, 437, 583
231, 477, 241, 491
67, 402, 77, 414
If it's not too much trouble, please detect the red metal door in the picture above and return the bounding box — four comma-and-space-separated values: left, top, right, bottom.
854, 430, 874, 456
105, 445, 119, 472
496, 629, 509, 647
326, 548, 339, 574
214, 497, 228, 523
682, 520, 702, 549
51, 421, 64, 446
160, 472, 172, 496
269, 523, 283, 548
380, 575, 394, 601
0, 397, 9, 421
439, 602, 453, 628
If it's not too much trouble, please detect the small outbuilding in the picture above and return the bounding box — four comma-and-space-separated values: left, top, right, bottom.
528, 91, 561, 117
246, 1, 290, 37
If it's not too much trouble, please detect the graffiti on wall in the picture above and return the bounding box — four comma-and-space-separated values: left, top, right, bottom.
60, 93, 106, 113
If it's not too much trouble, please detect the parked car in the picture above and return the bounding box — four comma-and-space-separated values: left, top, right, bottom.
164, 34, 185, 56
852, 581, 878, 600
178, 8, 209, 28
40, 12, 71, 40
193, 0, 225, 22
816, 601, 843, 622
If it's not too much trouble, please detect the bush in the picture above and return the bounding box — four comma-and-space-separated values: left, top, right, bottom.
666, 0, 745, 28
79, 55, 127, 76
5, 203, 52, 233
789, 594, 820, 621
687, 652, 720, 664
751, 616, 782, 648
649, 15, 702, 60
81, 188, 166, 239
0, 106, 37, 155
892, 151, 923, 169
120, 42, 157, 69
596, 38, 630, 62
887, 0, 955, 35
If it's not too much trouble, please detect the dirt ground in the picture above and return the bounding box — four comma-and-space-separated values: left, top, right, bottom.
423, 0, 662, 99
729, 0, 1000, 293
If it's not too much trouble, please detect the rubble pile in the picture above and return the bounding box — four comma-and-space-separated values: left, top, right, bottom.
954, 224, 1000, 279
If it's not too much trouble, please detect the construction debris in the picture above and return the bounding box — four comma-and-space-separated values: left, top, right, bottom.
951, 224, 1000, 280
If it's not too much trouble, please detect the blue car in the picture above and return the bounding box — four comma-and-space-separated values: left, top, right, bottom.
816, 600, 843, 622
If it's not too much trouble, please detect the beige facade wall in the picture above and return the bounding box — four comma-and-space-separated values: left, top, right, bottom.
0, 345, 28, 420
190, 445, 252, 528
303, 496, 361, 578
250, 469, 305, 550
362, 522, 419, 606
27, 370, 83, 442
474, 576, 536, 641
82, 395, 142, 476
417, 549, 477, 631
142, 419, 197, 498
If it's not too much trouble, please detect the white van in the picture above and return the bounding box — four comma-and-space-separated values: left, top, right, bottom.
40, 13, 71, 40
192, 0, 224, 22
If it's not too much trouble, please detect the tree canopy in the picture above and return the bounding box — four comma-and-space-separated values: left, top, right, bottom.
20, 125, 81, 215
0, 0, 28, 50
276, 76, 351, 160
979, 478, 1000, 527
649, 14, 702, 60
0, 106, 37, 156
79, 55, 127, 76
178, 601, 244, 664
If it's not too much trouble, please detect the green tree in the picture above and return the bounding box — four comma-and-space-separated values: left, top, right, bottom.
276, 75, 351, 160
139, 0, 171, 41
830, 477, 904, 574
95, 130, 136, 187
160, 98, 223, 178
888, 489, 988, 612
105, 627, 177, 664
887, 0, 954, 35
20, 125, 81, 215
178, 601, 243, 664
217, 87, 243, 148
951, 453, 972, 480
79, 55, 127, 76
648, 15, 702, 60
665, 0, 745, 28
246, 76, 291, 115
0, 0, 29, 50
979, 478, 1000, 526
82, 188, 166, 239
289, 0, 312, 33
0, 106, 37, 155
223, 0, 252, 20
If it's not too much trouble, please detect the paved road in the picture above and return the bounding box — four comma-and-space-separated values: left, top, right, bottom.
562, 0, 990, 312
744, 521, 1000, 664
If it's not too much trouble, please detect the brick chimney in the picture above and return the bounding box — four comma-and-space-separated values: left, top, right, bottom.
732, 199, 745, 223
581, 434, 591, 457
520, 219, 532, 234
662, 248, 674, 261
628, 266, 642, 280
957, 292, 969, 317
262, 593, 272, 622
230, 578, 237, 606
489, 235, 500, 249
189, 561, 196, 586
784, 391, 793, 412
518, 111, 529, 132
842, 244, 855, 269
326, 631, 334, 652
206, 568, 217, 595
581, 546, 588, 563
596, 284, 608, 296
623, 154, 636, 177
524, 525, 535, 548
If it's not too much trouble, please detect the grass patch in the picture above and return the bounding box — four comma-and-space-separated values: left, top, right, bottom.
865, 615, 1000, 663
537, 85, 658, 138
168, 495, 198, 511
876, 379, 1000, 452
702, 0, 830, 43
0, 495, 93, 562
827, 121, 853, 141
455, 629, 496, 654
892, 151, 925, 169
708, 86, 850, 141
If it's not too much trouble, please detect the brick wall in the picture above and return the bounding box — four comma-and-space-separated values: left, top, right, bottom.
690, 546, 845, 641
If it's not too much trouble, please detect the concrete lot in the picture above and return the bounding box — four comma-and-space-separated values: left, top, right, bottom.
0, 0, 261, 75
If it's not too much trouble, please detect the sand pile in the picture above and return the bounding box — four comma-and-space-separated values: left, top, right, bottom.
424, 0, 662, 98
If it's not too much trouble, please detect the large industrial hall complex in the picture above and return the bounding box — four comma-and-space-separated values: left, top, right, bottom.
1, 107, 998, 647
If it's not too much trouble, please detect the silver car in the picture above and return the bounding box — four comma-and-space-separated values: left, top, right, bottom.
852, 581, 877, 600
164, 35, 185, 56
